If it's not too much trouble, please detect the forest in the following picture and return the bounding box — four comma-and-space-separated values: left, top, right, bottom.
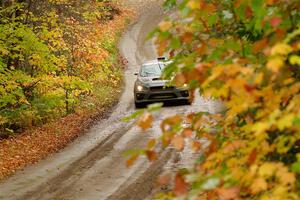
0, 0, 126, 138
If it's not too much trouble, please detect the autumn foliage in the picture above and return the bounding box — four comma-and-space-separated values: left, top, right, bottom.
0, 0, 129, 137
131, 0, 300, 199
0, 0, 134, 179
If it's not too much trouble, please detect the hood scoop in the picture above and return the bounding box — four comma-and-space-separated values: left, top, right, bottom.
152, 77, 162, 81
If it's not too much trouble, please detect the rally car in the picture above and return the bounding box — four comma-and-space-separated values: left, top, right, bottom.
134, 58, 190, 108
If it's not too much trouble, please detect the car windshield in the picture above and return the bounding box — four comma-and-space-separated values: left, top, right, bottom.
140, 63, 165, 77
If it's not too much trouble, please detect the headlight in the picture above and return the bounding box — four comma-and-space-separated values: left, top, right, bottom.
137, 85, 144, 91
136, 82, 147, 91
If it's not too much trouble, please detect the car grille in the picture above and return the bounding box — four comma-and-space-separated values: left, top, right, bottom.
149, 93, 177, 99
150, 86, 175, 91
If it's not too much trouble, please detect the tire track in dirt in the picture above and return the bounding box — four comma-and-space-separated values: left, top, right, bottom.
106, 150, 173, 200
16, 124, 132, 200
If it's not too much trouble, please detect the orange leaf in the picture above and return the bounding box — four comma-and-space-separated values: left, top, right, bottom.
245, 6, 253, 18
147, 139, 156, 150
266, 0, 277, 5
234, 0, 242, 8
181, 32, 193, 43
161, 115, 183, 132
157, 39, 168, 56
252, 38, 268, 53
172, 135, 184, 151
183, 128, 193, 137
169, 49, 175, 58
158, 174, 170, 185
173, 174, 188, 196
186, 113, 195, 123
216, 187, 240, 200
190, 140, 201, 152
126, 155, 138, 168
136, 113, 153, 131
274, 28, 286, 41
247, 148, 257, 166
204, 3, 216, 12
250, 177, 267, 194
146, 150, 157, 161
174, 73, 186, 87
206, 139, 218, 155
278, 171, 295, 186
195, 43, 207, 55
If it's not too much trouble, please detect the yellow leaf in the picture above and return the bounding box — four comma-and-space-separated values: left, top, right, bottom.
254, 72, 264, 85
147, 139, 156, 150
277, 114, 294, 131
251, 122, 270, 135
267, 57, 284, 73
277, 171, 295, 186
271, 43, 292, 56
158, 21, 172, 32
259, 163, 276, 177
187, 0, 200, 9
289, 55, 300, 66
250, 177, 268, 194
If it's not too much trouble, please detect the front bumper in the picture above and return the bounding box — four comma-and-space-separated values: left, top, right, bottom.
134, 88, 189, 103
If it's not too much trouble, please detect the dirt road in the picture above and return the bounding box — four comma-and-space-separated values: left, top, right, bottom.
0, 1, 223, 200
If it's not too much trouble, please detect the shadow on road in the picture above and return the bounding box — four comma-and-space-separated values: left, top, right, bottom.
140, 100, 190, 109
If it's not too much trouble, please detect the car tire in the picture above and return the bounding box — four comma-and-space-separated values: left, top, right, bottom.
185, 99, 191, 105
135, 101, 144, 109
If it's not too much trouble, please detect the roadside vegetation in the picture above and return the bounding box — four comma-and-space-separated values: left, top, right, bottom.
130, 0, 300, 199
0, 0, 133, 180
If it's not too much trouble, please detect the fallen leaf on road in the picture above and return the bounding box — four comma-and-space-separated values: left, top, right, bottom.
172, 135, 184, 151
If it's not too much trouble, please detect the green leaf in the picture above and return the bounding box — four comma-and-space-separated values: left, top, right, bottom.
122, 109, 145, 122
291, 162, 300, 173
293, 117, 300, 125
207, 13, 218, 26
170, 37, 181, 49
147, 103, 163, 112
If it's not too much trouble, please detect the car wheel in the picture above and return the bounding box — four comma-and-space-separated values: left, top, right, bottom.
135, 101, 144, 109
185, 99, 191, 105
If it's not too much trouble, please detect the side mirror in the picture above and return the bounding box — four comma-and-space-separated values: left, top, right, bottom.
134, 73, 138, 76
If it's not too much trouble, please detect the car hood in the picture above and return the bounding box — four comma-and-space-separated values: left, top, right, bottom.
138, 76, 169, 87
